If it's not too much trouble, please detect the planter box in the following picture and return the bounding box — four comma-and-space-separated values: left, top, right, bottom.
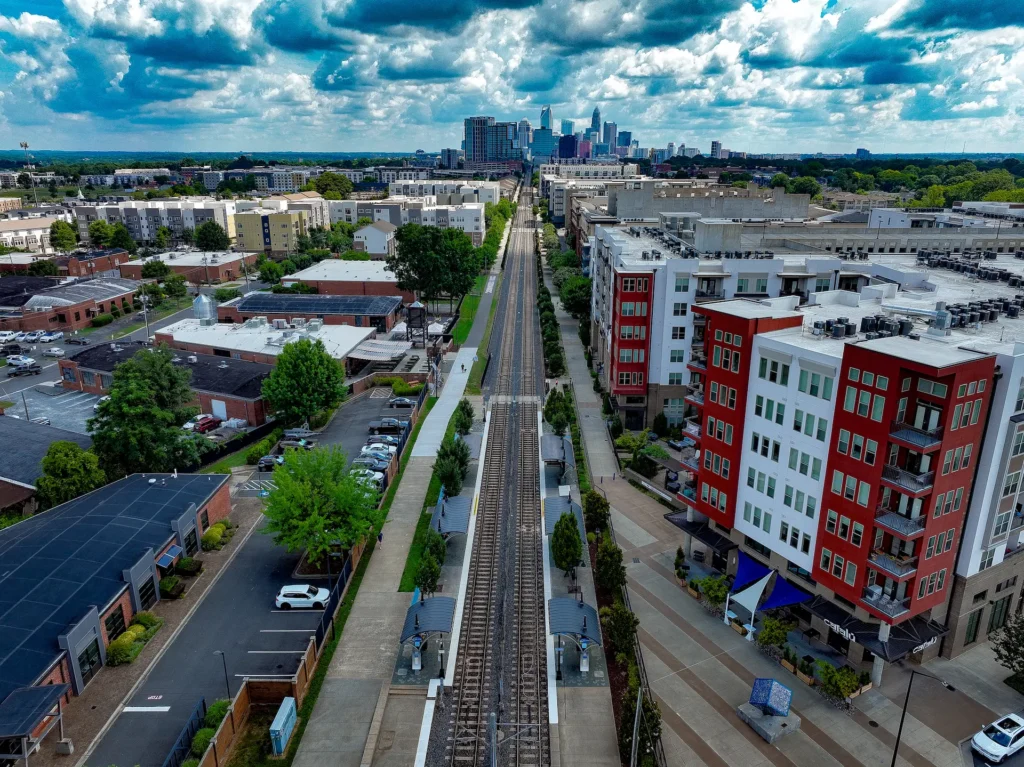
796, 671, 815, 686
780, 660, 796, 673
731, 621, 748, 637
687, 586, 701, 598
849, 682, 872, 698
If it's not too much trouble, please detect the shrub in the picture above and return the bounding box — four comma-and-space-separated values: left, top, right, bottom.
202, 528, 223, 551
816, 661, 860, 699
595, 535, 626, 593
697, 575, 728, 606
176, 557, 203, 576
755, 617, 792, 650
205, 699, 231, 729
182, 761, 200, 767
125, 624, 147, 640
133, 611, 159, 629
309, 409, 332, 430
106, 635, 136, 665
159, 575, 181, 597
110, 306, 121, 319
600, 600, 639, 656
90, 313, 113, 328
246, 439, 271, 465
190, 727, 216, 757
651, 413, 668, 437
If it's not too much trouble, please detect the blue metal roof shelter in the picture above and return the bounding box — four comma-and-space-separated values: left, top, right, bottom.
0, 683, 71, 762
548, 598, 602, 646
544, 497, 585, 544
430, 495, 472, 537
401, 597, 457, 643
541, 435, 565, 463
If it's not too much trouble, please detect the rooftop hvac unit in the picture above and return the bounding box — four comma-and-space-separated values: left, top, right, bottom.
272, 319, 287, 329
293, 318, 307, 328
187, 355, 198, 363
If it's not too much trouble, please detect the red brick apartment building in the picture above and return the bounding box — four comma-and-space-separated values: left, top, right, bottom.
0, 474, 229, 753
0, 278, 139, 333
283, 260, 416, 302
118, 251, 259, 284
54, 248, 131, 278
59, 342, 273, 425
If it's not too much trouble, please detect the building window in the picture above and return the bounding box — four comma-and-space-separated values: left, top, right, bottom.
671, 326, 686, 340
82, 371, 95, 386
670, 349, 685, 363
980, 547, 996, 571
673, 303, 687, 316
674, 276, 690, 292
62, 367, 77, 383
104, 605, 127, 641
138, 577, 158, 610
989, 596, 1012, 634
844, 562, 857, 585
820, 548, 832, 572
668, 373, 683, 386
965, 609, 982, 645
201, 509, 210, 532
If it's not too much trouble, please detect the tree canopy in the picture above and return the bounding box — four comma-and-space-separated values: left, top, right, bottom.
36, 441, 107, 509
88, 220, 113, 248
551, 512, 583, 576
301, 172, 354, 199
141, 259, 170, 279
261, 337, 345, 424
262, 446, 381, 564
49, 220, 77, 253
194, 220, 230, 251
108, 223, 137, 254
387, 224, 478, 302
27, 259, 58, 276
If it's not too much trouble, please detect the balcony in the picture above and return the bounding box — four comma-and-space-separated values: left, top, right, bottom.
680, 481, 697, 503
781, 289, 809, 304
868, 550, 919, 579
890, 420, 944, 451
880, 465, 935, 496
874, 506, 927, 539
695, 289, 725, 302
861, 589, 911, 619
684, 388, 705, 407
680, 453, 701, 472
690, 336, 706, 348
683, 418, 702, 441
687, 355, 708, 373
692, 314, 707, 325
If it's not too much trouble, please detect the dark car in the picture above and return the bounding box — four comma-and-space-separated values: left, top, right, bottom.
352, 457, 390, 473
666, 439, 685, 451
257, 455, 285, 471
1, 343, 28, 357
368, 417, 409, 435
388, 397, 416, 408
65, 337, 90, 346
193, 415, 222, 434
365, 434, 400, 447
7, 364, 42, 377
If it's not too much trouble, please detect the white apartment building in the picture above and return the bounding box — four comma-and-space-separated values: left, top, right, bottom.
328, 198, 486, 245
537, 163, 640, 197
388, 181, 500, 205
81, 174, 115, 186
353, 221, 398, 257
236, 192, 331, 230
73, 199, 237, 244
375, 169, 430, 184
0, 216, 66, 254
112, 169, 171, 186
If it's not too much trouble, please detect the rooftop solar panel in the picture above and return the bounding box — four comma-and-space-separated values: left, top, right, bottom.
235, 293, 403, 317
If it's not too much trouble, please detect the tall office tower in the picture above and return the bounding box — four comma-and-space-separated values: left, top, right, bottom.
579, 139, 592, 159
617, 130, 632, 148
465, 116, 518, 163
530, 128, 557, 161
540, 105, 553, 130
518, 118, 533, 159
711, 140, 722, 159
676, 143, 685, 156
591, 107, 601, 134
667, 142, 675, 157
603, 121, 617, 150
464, 116, 492, 162
561, 119, 575, 137
440, 148, 461, 169
558, 133, 578, 160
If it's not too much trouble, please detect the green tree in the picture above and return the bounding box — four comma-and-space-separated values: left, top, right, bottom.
917, 185, 947, 208
415, 551, 441, 595
17, 172, 31, 189
259, 260, 285, 284
304, 172, 354, 199
108, 223, 137, 254
49, 220, 77, 254
788, 176, 821, 197
560, 276, 593, 320
27, 259, 58, 277
36, 441, 107, 509
424, 527, 448, 566
214, 287, 241, 303
755, 617, 792, 650
338, 249, 370, 261
582, 489, 610, 532
595, 535, 627, 593
388, 225, 478, 304
434, 456, 464, 497
599, 600, 639, 656
181, 227, 194, 246
618, 662, 662, 765
769, 173, 790, 188
551, 512, 583, 576
263, 447, 381, 564
140, 259, 171, 279
697, 575, 728, 606
437, 436, 470, 477
550, 411, 568, 436
261, 338, 345, 423
88, 220, 113, 248
194, 221, 230, 251
993, 612, 1024, 681
164, 274, 188, 299
154, 226, 171, 250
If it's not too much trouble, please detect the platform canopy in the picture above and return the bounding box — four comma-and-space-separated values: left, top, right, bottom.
401, 596, 456, 643
541, 434, 565, 463
544, 497, 585, 544
0, 684, 69, 739
563, 435, 575, 469
548, 598, 602, 646
431, 495, 472, 537
348, 339, 413, 362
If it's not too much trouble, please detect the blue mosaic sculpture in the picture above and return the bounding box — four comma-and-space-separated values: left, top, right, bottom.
749, 677, 792, 717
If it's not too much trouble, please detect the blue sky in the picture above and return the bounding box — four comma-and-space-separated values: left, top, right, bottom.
0, 0, 1022, 153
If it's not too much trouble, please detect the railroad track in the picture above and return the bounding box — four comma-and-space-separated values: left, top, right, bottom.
431, 184, 549, 767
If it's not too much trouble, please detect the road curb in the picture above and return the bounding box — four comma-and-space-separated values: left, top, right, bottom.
74, 507, 264, 767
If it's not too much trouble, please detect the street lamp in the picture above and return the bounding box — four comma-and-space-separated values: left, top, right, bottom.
213, 650, 231, 700
889, 667, 955, 767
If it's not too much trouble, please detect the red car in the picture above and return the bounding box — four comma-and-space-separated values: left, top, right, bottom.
193, 416, 223, 434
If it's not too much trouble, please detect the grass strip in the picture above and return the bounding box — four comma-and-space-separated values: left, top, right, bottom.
201, 447, 251, 475
465, 272, 502, 395
451, 273, 490, 346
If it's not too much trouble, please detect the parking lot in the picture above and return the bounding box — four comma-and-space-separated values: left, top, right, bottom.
2, 382, 100, 433
319, 387, 417, 463
87, 518, 328, 767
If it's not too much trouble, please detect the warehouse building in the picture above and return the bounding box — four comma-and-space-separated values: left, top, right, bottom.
217, 293, 403, 332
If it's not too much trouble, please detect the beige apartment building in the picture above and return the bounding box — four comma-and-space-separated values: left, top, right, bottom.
234, 209, 309, 255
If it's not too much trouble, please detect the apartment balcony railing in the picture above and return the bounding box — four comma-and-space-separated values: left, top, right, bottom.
695, 289, 725, 301
680, 454, 701, 472
781, 289, 809, 304
690, 336, 706, 347
881, 464, 935, 495
874, 507, 927, 538
685, 389, 705, 407
735, 291, 770, 298
693, 314, 707, 324
687, 356, 708, 372
861, 589, 911, 619
868, 550, 919, 579
889, 420, 944, 451
683, 419, 702, 440
680, 483, 697, 502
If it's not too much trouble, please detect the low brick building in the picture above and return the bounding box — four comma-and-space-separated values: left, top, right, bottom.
217, 293, 403, 332
54, 248, 131, 278
0, 473, 230, 727
283, 260, 415, 302
0, 417, 92, 515
59, 342, 273, 425
0, 277, 139, 333
119, 250, 258, 284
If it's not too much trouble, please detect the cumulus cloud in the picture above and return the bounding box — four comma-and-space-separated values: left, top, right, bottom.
0, 0, 1021, 151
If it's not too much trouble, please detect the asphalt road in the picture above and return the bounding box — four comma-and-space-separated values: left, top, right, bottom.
317, 387, 404, 464
85, 518, 325, 767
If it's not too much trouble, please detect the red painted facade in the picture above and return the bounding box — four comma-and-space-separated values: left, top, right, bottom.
118, 254, 258, 284
0, 286, 137, 333
609, 269, 654, 398
57, 251, 130, 278
217, 304, 400, 332
813, 344, 996, 624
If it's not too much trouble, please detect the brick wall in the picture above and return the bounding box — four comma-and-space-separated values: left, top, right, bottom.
63, 253, 129, 277
195, 392, 268, 426
99, 590, 135, 646
201, 483, 232, 528
153, 335, 280, 365
120, 255, 257, 284
37, 657, 73, 704
0, 290, 137, 333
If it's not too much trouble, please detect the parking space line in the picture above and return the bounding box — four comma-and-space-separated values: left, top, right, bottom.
123, 706, 171, 713
247, 650, 307, 654
270, 609, 324, 613
259, 629, 314, 633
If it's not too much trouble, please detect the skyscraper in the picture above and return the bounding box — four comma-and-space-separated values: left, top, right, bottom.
560, 119, 575, 137
666, 142, 675, 157
602, 122, 617, 150
540, 105, 553, 130
440, 148, 461, 169
464, 116, 518, 163
530, 128, 557, 162
518, 118, 532, 159
710, 140, 722, 159
591, 107, 601, 134
558, 133, 578, 160
617, 130, 632, 148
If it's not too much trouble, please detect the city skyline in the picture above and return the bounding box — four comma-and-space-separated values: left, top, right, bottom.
0, 0, 1022, 153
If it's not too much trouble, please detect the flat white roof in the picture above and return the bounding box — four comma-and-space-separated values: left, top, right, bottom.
143, 251, 253, 267
858, 335, 987, 367
287, 260, 398, 283
699, 299, 802, 320
158, 319, 374, 360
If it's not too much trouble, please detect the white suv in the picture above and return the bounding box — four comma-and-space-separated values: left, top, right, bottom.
275, 585, 329, 610
973, 714, 1024, 763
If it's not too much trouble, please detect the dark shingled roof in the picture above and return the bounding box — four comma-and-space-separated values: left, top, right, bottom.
0, 418, 92, 489
232, 293, 403, 317
0, 277, 62, 308
0, 473, 229, 702
69, 342, 273, 399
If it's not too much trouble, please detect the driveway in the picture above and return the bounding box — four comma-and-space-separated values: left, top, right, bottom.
318, 388, 412, 466
85, 519, 325, 767
5, 386, 101, 433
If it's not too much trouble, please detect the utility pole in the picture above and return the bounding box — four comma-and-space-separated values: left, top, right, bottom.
202, 255, 211, 286
20, 142, 38, 206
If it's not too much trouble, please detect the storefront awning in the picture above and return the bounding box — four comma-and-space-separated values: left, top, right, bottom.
664, 512, 737, 554
348, 339, 413, 362
804, 596, 948, 663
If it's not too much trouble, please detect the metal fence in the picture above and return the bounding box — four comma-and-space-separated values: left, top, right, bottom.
314, 551, 355, 650
160, 697, 207, 767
